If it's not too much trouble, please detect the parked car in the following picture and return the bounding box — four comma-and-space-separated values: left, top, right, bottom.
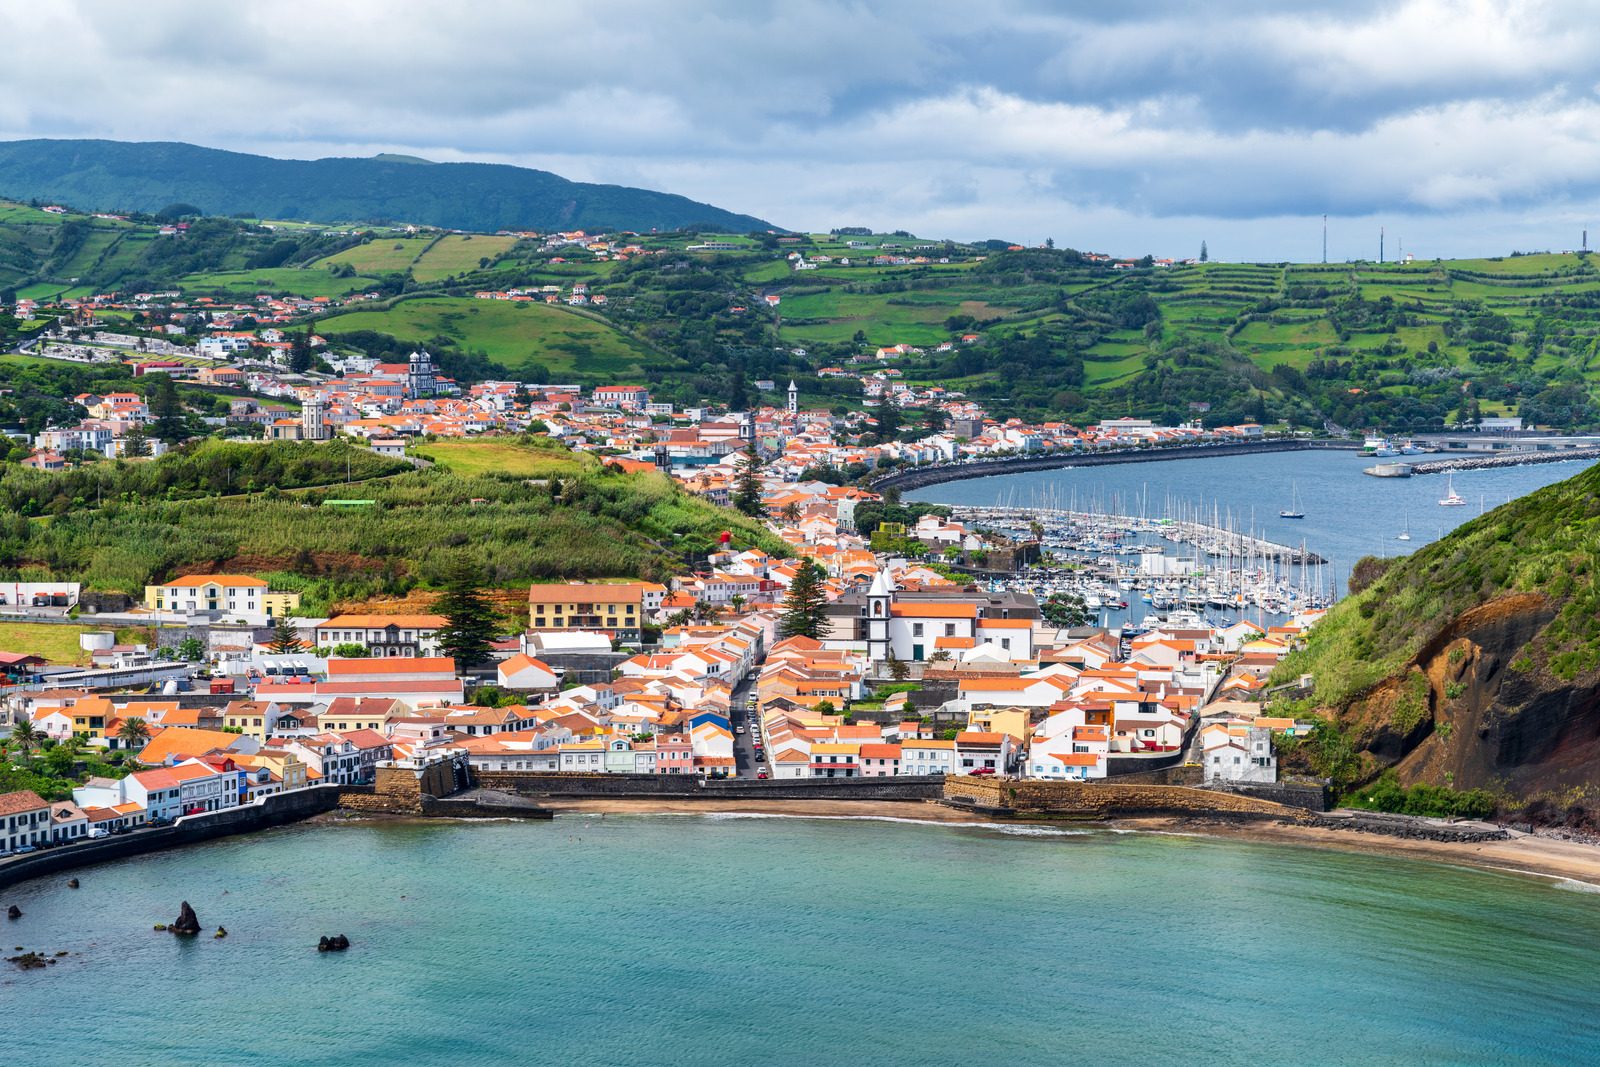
756, 770, 769, 780
968, 767, 996, 776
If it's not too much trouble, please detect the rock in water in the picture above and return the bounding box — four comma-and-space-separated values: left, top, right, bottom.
6, 905, 20, 920
169, 901, 201, 936
67, 878, 79, 889
317, 934, 351, 952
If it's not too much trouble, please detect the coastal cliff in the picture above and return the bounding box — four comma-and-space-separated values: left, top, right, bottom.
1277, 461, 1600, 815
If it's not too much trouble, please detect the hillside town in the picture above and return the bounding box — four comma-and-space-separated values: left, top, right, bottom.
0, 450, 1325, 851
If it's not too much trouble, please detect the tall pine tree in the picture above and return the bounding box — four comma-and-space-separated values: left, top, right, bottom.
733, 443, 765, 516
148, 374, 188, 443
434, 559, 499, 668
778, 560, 830, 639
269, 614, 302, 654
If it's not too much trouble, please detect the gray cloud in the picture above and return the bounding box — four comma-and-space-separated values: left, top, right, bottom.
1, 0, 1597, 257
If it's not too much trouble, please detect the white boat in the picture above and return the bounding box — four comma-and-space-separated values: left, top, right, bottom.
1397, 511, 1411, 541
1439, 474, 1466, 507
1280, 481, 1305, 519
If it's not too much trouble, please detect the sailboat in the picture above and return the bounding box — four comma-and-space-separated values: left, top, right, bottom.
1397, 511, 1411, 541
1439, 473, 1466, 507
1279, 481, 1305, 519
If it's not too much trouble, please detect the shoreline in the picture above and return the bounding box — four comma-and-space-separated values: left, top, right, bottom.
510, 797, 1600, 886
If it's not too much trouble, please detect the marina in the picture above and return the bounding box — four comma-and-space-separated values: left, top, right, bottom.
910, 449, 1596, 615
949, 499, 1333, 631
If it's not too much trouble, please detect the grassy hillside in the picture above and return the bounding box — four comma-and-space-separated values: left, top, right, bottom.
315, 296, 654, 378
0, 437, 786, 612
0, 139, 772, 232
1278, 461, 1600, 706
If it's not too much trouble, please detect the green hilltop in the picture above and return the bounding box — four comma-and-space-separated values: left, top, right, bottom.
6, 197, 1600, 431
0, 139, 771, 233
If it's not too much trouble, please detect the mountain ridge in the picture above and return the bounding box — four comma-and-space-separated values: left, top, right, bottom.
0, 138, 773, 233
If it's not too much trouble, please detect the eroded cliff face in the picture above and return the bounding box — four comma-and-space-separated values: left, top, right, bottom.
1332, 593, 1600, 799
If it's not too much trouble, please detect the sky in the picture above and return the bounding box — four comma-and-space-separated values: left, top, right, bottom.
1, 0, 1597, 260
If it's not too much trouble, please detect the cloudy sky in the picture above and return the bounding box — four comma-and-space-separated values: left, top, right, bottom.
2, 0, 1597, 259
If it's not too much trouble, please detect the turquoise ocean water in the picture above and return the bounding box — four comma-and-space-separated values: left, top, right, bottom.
5, 816, 1600, 1066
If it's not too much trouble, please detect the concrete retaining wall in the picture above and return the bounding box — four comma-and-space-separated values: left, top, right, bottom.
0, 786, 341, 892
475, 772, 946, 801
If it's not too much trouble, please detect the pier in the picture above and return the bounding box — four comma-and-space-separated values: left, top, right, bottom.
950, 505, 1325, 565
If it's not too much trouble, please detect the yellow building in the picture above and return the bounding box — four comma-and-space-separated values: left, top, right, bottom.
143, 574, 300, 618
238, 749, 309, 792
967, 706, 1030, 741
527, 582, 646, 639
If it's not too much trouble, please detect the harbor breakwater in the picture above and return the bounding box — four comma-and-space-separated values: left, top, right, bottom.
871, 440, 1357, 492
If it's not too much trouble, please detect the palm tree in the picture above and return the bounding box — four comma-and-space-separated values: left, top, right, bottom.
9, 714, 39, 765
729, 594, 747, 614
117, 716, 151, 753
780, 502, 802, 525
665, 609, 693, 628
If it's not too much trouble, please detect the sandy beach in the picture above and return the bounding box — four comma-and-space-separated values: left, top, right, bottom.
533, 797, 1600, 886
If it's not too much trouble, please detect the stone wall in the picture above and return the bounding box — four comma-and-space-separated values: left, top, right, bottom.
1209, 780, 1331, 812
475, 772, 946, 802
1104, 764, 1204, 786
942, 776, 1309, 822
0, 785, 340, 892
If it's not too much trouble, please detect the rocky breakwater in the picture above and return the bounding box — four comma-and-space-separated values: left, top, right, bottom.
1313, 811, 1510, 843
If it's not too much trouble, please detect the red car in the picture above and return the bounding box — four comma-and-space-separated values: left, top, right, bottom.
968, 767, 996, 777
756, 771, 769, 779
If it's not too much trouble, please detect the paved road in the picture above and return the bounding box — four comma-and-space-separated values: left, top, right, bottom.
729, 674, 763, 779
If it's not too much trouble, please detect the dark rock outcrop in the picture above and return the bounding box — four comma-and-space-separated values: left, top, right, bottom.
67, 878, 79, 889
168, 901, 201, 936
6, 904, 20, 920
316, 934, 350, 952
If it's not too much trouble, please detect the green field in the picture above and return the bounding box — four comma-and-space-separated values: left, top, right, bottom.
312, 237, 434, 274
0, 622, 152, 665
314, 296, 652, 377
410, 235, 520, 283
410, 437, 600, 477
181, 267, 381, 298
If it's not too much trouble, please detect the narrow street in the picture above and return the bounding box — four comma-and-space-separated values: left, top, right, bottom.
729, 673, 763, 779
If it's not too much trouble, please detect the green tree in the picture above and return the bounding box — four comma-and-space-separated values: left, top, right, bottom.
1041, 593, 1092, 629
288, 331, 313, 374
177, 636, 206, 661
733, 443, 765, 516
269, 614, 303, 654
148, 374, 188, 443
886, 649, 910, 682
434, 560, 499, 668
330, 642, 370, 658
123, 425, 152, 457
1199, 240, 1209, 263
778, 560, 830, 639
9, 714, 39, 765
117, 717, 151, 751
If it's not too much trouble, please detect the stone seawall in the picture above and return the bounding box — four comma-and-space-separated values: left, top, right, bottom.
872, 440, 1357, 493
942, 776, 1309, 821
0, 786, 341, 892
476, 772, 946, 802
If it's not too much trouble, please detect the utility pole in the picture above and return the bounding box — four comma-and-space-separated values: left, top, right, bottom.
1322, 214, 1327, 264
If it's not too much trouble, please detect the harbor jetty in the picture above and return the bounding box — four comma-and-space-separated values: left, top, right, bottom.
1408, 448, 1600, 475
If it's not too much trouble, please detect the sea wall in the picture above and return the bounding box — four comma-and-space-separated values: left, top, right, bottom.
0, 785, 341, 892
872, 440, 1356, 493
475, 772, 946, 802
942, 776, 1309, 821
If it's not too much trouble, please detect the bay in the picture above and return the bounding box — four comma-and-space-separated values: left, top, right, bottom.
906, 450, 1592, 592
5, 816, 1600, 1066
